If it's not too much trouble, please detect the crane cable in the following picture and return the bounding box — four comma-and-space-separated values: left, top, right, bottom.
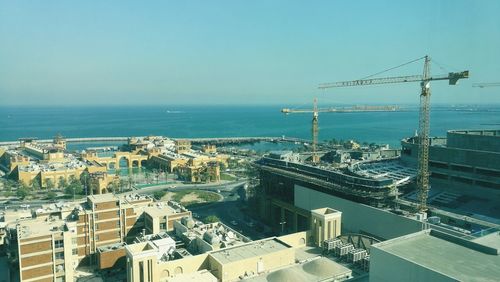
361, 56, 426, 80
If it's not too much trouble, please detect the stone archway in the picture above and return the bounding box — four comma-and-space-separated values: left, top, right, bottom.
118, 156, 129, 168
108, 162, 116, 170
132, 160, 139, 167
161, 269, 170, 279
174, 266, 183, 275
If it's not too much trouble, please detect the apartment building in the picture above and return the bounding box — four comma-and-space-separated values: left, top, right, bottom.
5, 193, 191, 281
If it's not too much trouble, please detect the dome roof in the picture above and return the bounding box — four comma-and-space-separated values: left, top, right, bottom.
267, 268, 308, 282
302, 257, 339, 277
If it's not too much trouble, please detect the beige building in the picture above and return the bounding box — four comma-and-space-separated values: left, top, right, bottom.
149, 150, 228, 184
125, 207, 348, 282
0, 137, 110, 189
81, 150, 148, 170
125, 235, 300, 282
15, 217, 77, 282
174, 140, 191, 154
5, 193, 191, 281
310, 208, 342, 247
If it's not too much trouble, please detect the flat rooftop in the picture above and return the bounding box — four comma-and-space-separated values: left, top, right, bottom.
244, 256, 352, 282
210, 238, 290, 264
350, 160, 416, 185
87, 193, 118, 203
143, 205, 176, 217
18, 218, 65, 239
373, 229, 500, 281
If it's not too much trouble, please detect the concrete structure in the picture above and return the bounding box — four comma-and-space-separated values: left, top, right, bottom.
0, 137, 108, 189
310, 208, 341, 247
173, 219, 250, 254
174, 140, 191, 154
149, 147, 228, 183
125, 232, 312, 282
4, 194, 191, 280
268, 151, 300, 163
401, 130, 500, 195
294, 185, 423, 240
80, 150, 148, 170
15, 218, 76, 282
370, 229, 500, 282
124, 208, 350, 282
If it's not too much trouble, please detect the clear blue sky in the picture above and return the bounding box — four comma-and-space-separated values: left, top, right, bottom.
1, 0, 499, 106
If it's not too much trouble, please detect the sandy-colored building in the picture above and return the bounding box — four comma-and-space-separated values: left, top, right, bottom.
4, 193, 191, 281
0, 137, 111, 189
125, 207, 348, 282
14, 217, 77, 282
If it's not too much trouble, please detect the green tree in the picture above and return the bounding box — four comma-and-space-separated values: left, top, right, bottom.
119, 179, 127, 193
80, 171, 90, 193
45, 179, 55, 190
65, 179, 83, 199
110, 180, 119, 194
200, 170, 211, 183
203, 215, 220, 223
30, 179, 40, 190
153, 190, 166, 200
47, 191, 57, 201
127, 175, 134, 192
89, 179, 98, 195
2, 180, 13, 192
58, 177, 68, 189
17, 185, 30, 199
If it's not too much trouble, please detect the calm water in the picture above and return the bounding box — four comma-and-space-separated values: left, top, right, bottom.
0, 105, 498, 148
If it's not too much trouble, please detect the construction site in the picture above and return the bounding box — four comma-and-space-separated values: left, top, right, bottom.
255, 56, 499, 239
0, 55, 499, 282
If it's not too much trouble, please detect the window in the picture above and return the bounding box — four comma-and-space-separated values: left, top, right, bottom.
72, 249, 78, 255
54, 239, 64, 248
55, 252, 64, 260
96, 235, 100, 241
160, 222, 167, 230
72, 238, 77, 245
95, 223, 99, 230
95, 214, 99, 220
117, 210, 121, 216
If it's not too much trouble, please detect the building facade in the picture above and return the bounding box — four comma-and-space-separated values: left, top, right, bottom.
401, 130, 500, 195
5, 194, 191, 281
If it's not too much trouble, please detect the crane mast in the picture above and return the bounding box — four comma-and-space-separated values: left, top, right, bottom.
417, 56, 431, 213
312, 98, 319, 164
319, 55, 469, 214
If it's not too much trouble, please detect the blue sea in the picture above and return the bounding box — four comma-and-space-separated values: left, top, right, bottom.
0, 105, 499, 149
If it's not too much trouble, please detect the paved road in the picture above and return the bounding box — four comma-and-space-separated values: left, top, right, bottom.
0, 180, 247, 211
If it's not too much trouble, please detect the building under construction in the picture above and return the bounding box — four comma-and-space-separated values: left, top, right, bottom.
255, 151, 416, 234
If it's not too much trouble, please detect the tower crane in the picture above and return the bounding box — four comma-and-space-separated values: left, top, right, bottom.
281, 98, 321, 164
319, 55, 469, 213
281, 98, 400, 164
312, 98, 319, 164
283, 102, 400, 164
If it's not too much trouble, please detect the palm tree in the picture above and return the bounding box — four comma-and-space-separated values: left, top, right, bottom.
80, 171, 90, 196
58, 177, 67, 189
45, 179, 55, 190
127, 175, 134, 192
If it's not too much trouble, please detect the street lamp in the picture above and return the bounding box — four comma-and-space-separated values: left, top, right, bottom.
279, 221, 286, 234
